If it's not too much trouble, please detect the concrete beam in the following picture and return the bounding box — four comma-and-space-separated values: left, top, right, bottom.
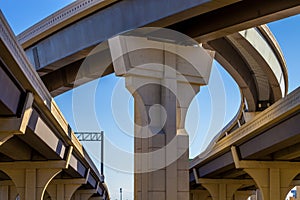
205, 38, 258, 111
238, 112, 300, 159
23, 0, 297, 75
197, 151, 234, 177
0, 92, 33, 135
20, 0, 238, 49
273, 143, 300, 160
0, 65, 22, 115
169, 0, 300, 42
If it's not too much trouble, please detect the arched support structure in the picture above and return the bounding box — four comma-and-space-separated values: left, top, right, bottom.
191, 165, 255, 200
191, 176, 254, 200
201, 181, 242, 200
47, 178, 87, 200
0, 161, 66, 200
232, 146, 300, 200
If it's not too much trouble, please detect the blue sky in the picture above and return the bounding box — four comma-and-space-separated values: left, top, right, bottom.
1, 1, 300, 199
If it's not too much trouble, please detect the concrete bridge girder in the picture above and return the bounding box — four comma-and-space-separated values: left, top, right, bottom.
19, 1, 288, 114
29, 25, 286, 112
205, 25, 286, 112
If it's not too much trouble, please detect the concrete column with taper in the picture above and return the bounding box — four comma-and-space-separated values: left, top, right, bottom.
109, 29, 214, 200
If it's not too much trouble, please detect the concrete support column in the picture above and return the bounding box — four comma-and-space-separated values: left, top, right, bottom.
0, 180, 18, 200
130, 80, 197, 200
232, 146, 300, 200
243, 168, 296, 200
109, 30, 213, 200
190, 189, 211, 200
47, 179, 86, 200
130, 77, 191, 200
0, 161, 65, 200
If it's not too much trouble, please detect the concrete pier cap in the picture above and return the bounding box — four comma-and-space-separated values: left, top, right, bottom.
109, 27, 214, 85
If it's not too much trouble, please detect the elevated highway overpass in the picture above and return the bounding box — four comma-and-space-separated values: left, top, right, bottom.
0, 12, 108, 200
16, 0, 290, 114
189, 86, 300, 200
17, 0, 292, 109
1, 0, 300, 199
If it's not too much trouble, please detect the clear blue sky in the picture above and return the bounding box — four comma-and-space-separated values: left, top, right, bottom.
1, 1, 300, 199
